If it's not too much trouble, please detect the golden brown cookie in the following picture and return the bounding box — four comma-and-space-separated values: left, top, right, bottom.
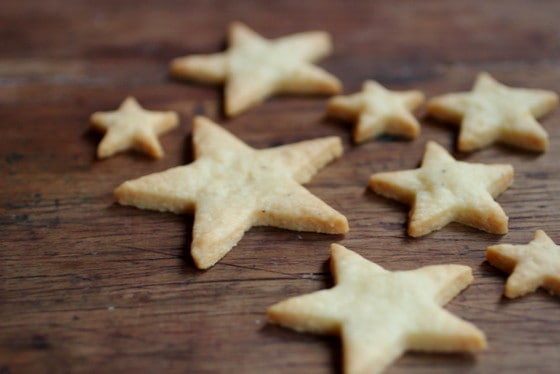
486, 230, 560, 298
427, 72, 558, 152
90, 97, 179, 159
170, 22, 341, 117
268, 243, 486, 374
369, 141, 514, 237
114, 116, 348, 269
327, 80, 424, 143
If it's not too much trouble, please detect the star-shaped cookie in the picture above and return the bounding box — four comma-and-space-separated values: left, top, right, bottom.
486, 230, 560, 298
368, 141, 513, 237
170, 22, 341, 117
90, 97, 179, 159
427, 72, 558, 152
327, 80, 425, 143
268, 244, 486, 374
114, 116, 348, 269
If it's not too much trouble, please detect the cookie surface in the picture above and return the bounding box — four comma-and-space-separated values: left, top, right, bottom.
170, 22, 341, 117
90, 97, 179, 159
486, 230, 560, 298
268, 244, 486, 374
114, 116, 348, 269
427, 72, 558, 152
369, 141, 514, 237
327, 80, 424, 143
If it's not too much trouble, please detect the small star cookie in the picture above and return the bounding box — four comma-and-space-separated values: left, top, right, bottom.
268, 244, 486, 374
170, 22, 341, 117
369, 141, 513, 237
427, 72, 558, 152
90, 97, 179, 159
114, 116, 348, 269
327, 80, 425, 143
486, 230, 560, 298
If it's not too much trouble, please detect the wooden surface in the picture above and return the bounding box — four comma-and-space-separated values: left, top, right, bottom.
2, 1, 560, 373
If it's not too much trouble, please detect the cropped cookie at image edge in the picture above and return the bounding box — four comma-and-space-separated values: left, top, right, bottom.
486, 230, 560, 298
268, 243, 486, 374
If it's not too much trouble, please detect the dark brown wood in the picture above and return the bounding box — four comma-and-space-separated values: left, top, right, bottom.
2, 1, 560, 373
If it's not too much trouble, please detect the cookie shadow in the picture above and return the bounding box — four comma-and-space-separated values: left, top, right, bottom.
82, 127, 103, 162
362, 187, 409, 233
179, 215, 196, 271
259, 323, 342, 374
402, 351, 478, 370
181, 131, 195, 166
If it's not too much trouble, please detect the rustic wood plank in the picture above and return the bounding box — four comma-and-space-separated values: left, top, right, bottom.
2, 1, 560, 373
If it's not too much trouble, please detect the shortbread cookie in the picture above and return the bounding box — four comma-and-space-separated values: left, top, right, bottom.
369, 141, 513, 237
170, 22, 341, 117
427, 72, 558, 152
90, 97, 179, 159
114, 116, 348, 269
486, 230, 560, 298
327, 80, 424, 143
268, 244, 486, 374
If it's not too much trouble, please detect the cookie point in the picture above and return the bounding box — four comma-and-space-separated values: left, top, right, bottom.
425, 140, 443, 150
229, 20, 248, 31
168, 111, 180, 125
534, 229, 547, 239
471, 330, 488, 351
328, 78, 343, 95
330, 243, 347, 254
97, 143, 113, 159
113, 183, 127, 204
225, 95, 251, 118
193, 258, 214, 270
477, 71, 491, 78
193, 115, 214, 129
335, 216, 350, 234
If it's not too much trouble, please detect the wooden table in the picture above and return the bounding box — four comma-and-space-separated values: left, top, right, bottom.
2, 1, 560, 373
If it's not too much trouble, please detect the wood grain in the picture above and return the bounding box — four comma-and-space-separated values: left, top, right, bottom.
2, 1, 560, 373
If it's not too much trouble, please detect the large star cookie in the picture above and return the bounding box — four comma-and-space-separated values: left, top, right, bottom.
369, 141, 513, 237
486, 230, 560, 298
90, 97, 179, 159
268, 244, 486, 374
114, 116, 348, 269
427, 72, 558, 152
170, 22, 341, 117
327, 80, 425, 143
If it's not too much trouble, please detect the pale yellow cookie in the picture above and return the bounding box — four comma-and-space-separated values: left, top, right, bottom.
369, 141, 513, 237
427, 72, 558, 152
268, 243, 486, 374
486, 230, 560, 298
170, 22, 341, 117
327, 80, 424, 143
114, 116, 348, 269
90, 97, 179, 159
